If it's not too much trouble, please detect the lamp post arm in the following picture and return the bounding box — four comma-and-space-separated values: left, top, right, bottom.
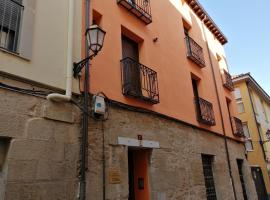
73, 53, 97, 78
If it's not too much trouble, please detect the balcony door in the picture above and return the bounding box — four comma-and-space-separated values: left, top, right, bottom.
122, 35, 141, 96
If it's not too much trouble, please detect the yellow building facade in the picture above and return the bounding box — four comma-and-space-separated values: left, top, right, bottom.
233, 73, 270, 199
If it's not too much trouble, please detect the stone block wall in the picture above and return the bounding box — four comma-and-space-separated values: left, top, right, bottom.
0, 80, 81, 200
87, 105, 258, 200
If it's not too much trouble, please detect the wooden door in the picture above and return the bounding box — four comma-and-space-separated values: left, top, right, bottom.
128, 149, 150, 200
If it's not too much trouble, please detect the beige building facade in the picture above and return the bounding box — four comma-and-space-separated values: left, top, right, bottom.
233, 73, 270, 199
0, 0, 83, 199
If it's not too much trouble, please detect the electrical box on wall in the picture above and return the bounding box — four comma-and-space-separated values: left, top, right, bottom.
93, 95, 106, 115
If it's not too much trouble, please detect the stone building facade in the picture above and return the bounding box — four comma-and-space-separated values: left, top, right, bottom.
0, 74, 81, 200
87, 104, 258, 200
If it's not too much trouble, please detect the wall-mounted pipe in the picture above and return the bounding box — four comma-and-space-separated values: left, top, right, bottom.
47, 0, 74, 101
201, 17, 238, 200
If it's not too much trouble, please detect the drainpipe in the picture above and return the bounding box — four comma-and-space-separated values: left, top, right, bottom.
201, 17, 237, 200
79, 0, 91, 199
246, 81, 267, 160
47, 0, 74, 101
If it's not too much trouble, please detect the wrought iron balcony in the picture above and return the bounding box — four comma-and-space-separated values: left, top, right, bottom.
117, 0, 152, 24
185, 35, 205, 68
0, 0, 23, 53
121, 57, 159, 104
222, 70, 234, 91
232, 117, 245, 137
195, 97, 215, 126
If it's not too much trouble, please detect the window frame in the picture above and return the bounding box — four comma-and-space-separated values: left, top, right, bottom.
242, 122, 254, 152
0, 0, 24, 53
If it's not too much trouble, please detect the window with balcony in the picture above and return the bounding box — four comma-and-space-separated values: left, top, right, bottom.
231, 117, 245, 137
185, 30, 205, 68
222, 70, 234, 91
201, 154, 217, 200
192, 79, 215, 126
117, 0, 152, 24
121, 35, 159, 104
0, 0, 23, 53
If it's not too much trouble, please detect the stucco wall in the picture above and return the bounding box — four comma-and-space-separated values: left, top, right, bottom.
234, 81, 270, 194
89, 0, 239, 140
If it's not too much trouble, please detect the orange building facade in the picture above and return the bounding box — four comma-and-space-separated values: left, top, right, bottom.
84, 0, 258, 200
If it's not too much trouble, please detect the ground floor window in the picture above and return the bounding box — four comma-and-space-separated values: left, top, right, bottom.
237, 159, 248, 200
201, 154, 217, 200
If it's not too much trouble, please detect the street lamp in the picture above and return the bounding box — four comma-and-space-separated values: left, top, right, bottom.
73, 24, 106, 77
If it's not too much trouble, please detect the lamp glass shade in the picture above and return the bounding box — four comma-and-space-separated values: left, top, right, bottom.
86, 25, 106, 55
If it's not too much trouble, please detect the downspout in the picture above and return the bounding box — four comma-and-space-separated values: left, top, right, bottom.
201, 17, 238, 200
47, 0, 74, 101
246, 81, 267, 160
79, 0, 90, 199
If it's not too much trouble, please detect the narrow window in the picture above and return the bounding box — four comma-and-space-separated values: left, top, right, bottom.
192, 78, 200, 117
242, 123, 253, 151
237, 159, 248, 200
226, 98, 233, 127
0, 137, 10, 171
250, 91, 258, 115
0, 0, 23, 52
234, 88, 245, 114
192, 78, 199, 100
260, 99, 269, 122
92, 10, 102, 25
201, 154, 217, 200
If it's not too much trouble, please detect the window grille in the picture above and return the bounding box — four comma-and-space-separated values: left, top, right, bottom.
202, 154, 217, 200
0, 0, 23, 52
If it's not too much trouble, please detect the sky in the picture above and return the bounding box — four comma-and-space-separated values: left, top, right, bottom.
199, 0, 270, 95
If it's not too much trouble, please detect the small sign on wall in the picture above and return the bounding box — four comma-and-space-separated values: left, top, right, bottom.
108, 168, 121, 184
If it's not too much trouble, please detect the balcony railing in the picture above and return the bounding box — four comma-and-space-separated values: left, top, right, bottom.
222, 70, 234, 91
0, 0, 23, 53
195, 97, 215, 126
185, 35, 205, 68
117, 0, 152, 24
232, 117, 245, 137
121, 57, 159, 104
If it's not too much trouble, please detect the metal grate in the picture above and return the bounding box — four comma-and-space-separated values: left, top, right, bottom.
195, 97, 216, 126
202, 155, 217, 200
222, 70, 234, 91
237, 159, 248, 200
0, 0, 23, 52
117, 0, 152, 24
121, 57, 159, 104
231, 117, 245, 137
185, 35, 205, 68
